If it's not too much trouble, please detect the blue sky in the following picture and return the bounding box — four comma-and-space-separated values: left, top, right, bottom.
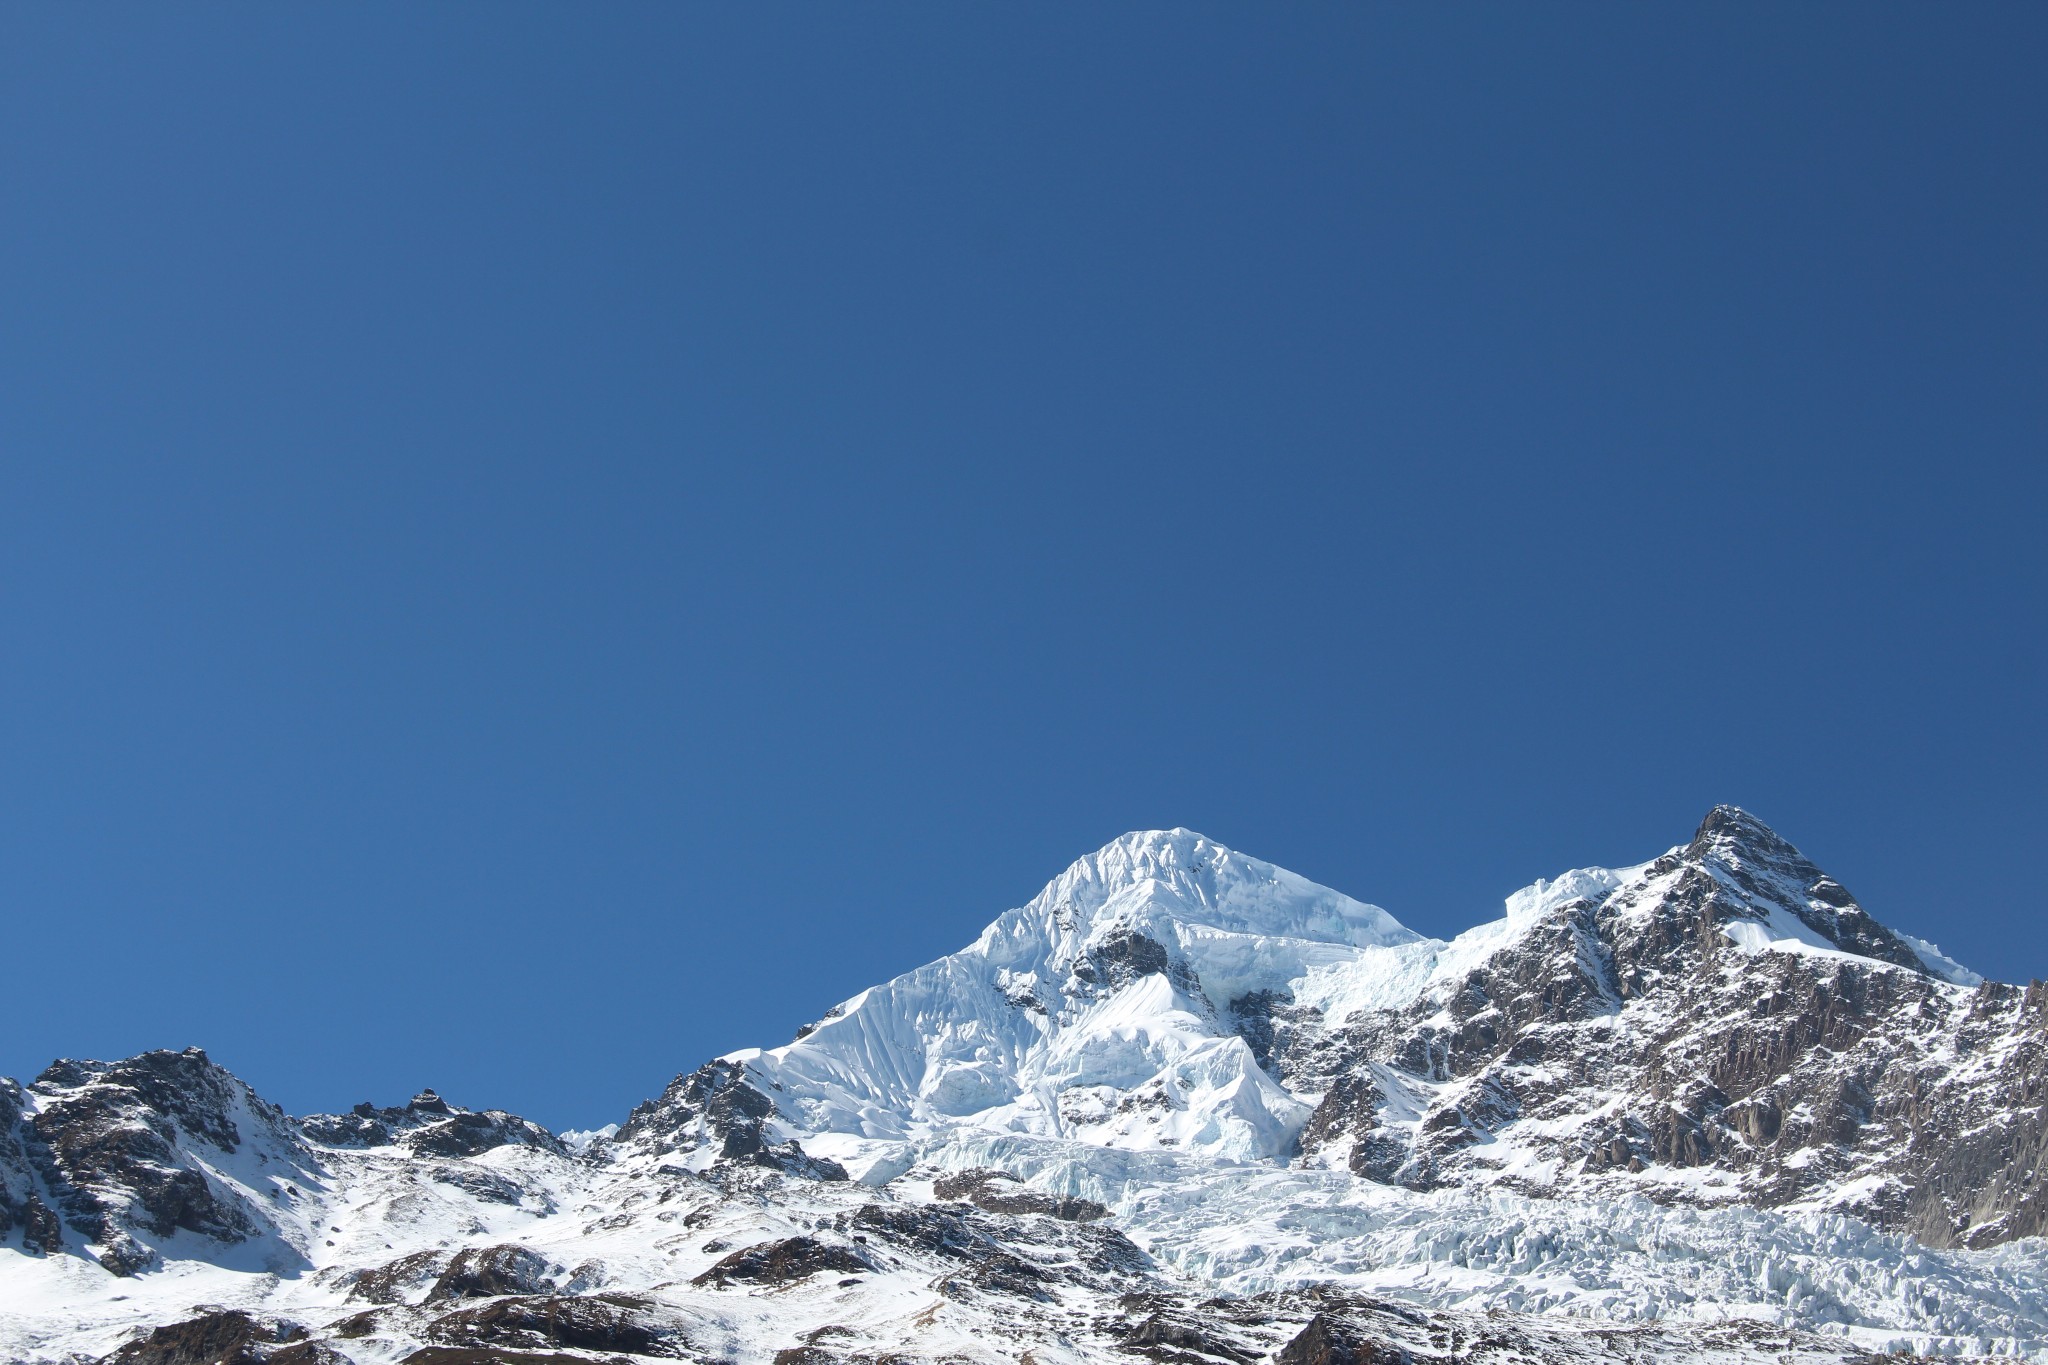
2, 6, 2043, 1130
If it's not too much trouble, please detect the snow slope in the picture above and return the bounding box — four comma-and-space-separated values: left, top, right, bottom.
739, 829, 1424, 1162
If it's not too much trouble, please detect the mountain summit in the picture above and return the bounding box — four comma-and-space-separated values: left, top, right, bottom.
690, 828, 1429, 1165
986, 826, 1422, 950
4, 808, 2045, 1365
1669, 804, 1962, 975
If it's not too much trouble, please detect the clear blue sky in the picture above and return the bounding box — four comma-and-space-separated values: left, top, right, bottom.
3, 6, 2042, 1131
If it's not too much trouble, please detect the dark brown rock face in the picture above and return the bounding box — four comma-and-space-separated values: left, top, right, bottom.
22, 1190, 63, 1254
770, 1349, 846, 1365
1276, 1313, 1405, 1365
1072, 927, 1169, 992
426, 1293, 690, 1358
96, 1309, 340, 1365
1123, 1310, 1261, 1363
1282, 806, 2048, 1247
690, 1236, 870, 1286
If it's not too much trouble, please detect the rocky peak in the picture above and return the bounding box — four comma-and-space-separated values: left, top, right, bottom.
1686, 803, 1798, 859
1278, 808, 2041, 1248
1666, 805, 1931, 974
10, 1047, 308, 1276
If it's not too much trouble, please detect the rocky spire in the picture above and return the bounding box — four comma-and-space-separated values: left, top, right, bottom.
1680, 804, 1929, 972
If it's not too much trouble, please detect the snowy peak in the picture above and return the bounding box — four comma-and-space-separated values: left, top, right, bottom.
701, 830, 1428, 1166
976, 828, 1424, 1019
988, 828, 1419, 960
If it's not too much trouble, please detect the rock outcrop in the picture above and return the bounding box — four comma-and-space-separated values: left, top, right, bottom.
1286, 808, 2048, 1246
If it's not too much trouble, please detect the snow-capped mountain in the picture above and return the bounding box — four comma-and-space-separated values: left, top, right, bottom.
4, 808, 2046, 1365
721, 829, 1423, 1164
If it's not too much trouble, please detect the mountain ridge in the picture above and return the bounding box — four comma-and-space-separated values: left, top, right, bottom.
4, 807, 2046, 1365
685, 807, 2002, 1188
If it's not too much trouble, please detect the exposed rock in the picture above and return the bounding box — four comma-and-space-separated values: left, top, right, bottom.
1290, 808, 2048, 1243
302, 1092, 563, 1159
427, 1244, 559, 1302
429, 1164, 537, 1207
98, 1309, 314, 1365
1688, 805, 1927, 971
930, 1168, 1107, 1222
1074, 927, 1170, 992
1275, 1314, 1404, 1365
691, 1236, 869, 1286
347, 1249, 450, 1304
771, 1350, 847, 1365
848, 1199, 1148, 1291
264, 1344, 352, 1365
22, 1049, 297, 1274
21, 1190, 63, 1255
329, 1309, 387, 1339
617, 1059, 847, 1180
848, 1202, 983, 1257
427, 1293, 689, 1357
1120, 1308, 1260, 1364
